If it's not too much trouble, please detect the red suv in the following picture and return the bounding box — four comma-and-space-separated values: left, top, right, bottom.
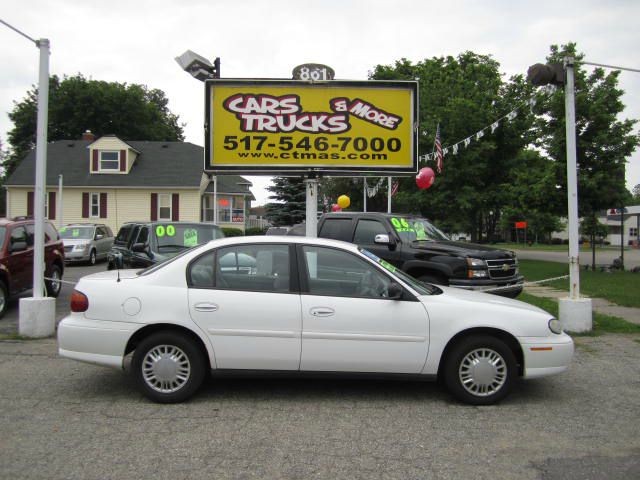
0, 217, 65, 318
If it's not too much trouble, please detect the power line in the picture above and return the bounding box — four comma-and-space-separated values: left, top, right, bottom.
583, 61, 640, 74
0, 18, 37, 44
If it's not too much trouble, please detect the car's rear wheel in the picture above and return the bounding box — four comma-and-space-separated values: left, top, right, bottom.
0, 281, 8, 319
132, 331, 206, 403
444, 335, 516, 405
88, 249, 97, 265
45, 265, 62, 298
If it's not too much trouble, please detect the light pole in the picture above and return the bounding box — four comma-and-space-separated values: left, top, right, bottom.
1, 18, 56, 337
527, 59, 592, 332
175, 50, 221, 225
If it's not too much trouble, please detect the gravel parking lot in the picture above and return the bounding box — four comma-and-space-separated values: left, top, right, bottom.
1, 264, 639, 479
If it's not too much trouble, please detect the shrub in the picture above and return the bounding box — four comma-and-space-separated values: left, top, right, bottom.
221, 227, 243, 237
551, 237, 563, 245
245, 226, 268, 236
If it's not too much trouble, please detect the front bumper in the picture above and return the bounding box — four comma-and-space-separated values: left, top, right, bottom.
519, 333, 574, 378
57, 315, 138, 369
449, 275, 525, 296
64, 250, 91, 262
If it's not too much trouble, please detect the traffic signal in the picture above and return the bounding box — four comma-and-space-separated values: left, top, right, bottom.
527, 63, 565, 86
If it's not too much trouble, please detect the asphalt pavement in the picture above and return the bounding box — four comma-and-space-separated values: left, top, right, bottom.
1, 262, 639, 479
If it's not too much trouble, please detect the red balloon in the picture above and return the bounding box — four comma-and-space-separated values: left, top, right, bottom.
331, 204, 342, 212
416, 167, 435, 189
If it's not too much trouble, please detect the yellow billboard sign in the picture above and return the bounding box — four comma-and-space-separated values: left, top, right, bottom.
205, 80, 418, 175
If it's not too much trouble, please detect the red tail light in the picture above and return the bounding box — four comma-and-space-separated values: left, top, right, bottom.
70, 290, 89, 312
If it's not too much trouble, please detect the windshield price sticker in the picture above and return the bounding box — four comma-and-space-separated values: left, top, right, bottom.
59, 227, 67, 233
155, 225, 176, 238
72, 229, 80, 237
183, 229, 198, 247
391, 217, 415, 233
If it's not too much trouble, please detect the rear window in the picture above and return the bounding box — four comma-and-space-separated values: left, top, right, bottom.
45, 222, 60, 242
318, 218, 352, 242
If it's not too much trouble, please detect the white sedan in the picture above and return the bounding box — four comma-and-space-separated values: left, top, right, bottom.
58, 236, 573, 405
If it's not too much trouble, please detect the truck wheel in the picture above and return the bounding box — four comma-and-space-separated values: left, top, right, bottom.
443, 335, 517, 405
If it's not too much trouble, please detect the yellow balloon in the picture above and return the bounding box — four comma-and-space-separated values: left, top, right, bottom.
337, 195, 350, 209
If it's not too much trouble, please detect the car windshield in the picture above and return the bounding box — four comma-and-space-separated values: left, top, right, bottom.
153, 223, 223, 256
59, 226, 94, 240
389, 216, 450, 242
359, 248, 440, 295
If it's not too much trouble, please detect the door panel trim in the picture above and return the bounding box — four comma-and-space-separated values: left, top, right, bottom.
303, 332, 426, 342
208, 328, 299, 339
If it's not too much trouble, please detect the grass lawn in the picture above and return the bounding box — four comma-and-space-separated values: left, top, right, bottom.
518, 259, 640, 308
517, 292, 640, 336
496, 242, 628, 252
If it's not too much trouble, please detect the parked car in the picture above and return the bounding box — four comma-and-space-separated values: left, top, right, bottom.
107, 221, 224, 269
60, 223, 114, 265
265, 226, 290, 235
291, 213, 525, 298
0, 217, 65, 318
58, 236, 573, 405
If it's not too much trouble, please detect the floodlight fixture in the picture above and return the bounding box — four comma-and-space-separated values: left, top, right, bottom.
175, 49, 220, 82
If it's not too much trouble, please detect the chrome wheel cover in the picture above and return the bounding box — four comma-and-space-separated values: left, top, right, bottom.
142, 345, 191, 394
459, 347, 507, 397
0, 288, 5, 312
49, 269, 61, 294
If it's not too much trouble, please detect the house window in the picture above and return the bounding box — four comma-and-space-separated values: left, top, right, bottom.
90, 193, 100, 217
100, 151, 120, 171
203, 195, 215, 222
631, 228, 639, 237
216, 196, 244, 223
158, 193, 172, 220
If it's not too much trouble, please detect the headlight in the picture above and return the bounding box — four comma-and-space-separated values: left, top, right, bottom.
73, 244, 88, 251
466, 258, 486, 267
548, 318, 563, 334
468, 270, 489, 278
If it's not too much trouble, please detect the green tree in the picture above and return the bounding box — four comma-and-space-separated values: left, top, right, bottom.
535, 44, 639, 219
3, 74, 184, 177
264, 177, 308, 226
367, 53, 537, 241
632, 184, 640, 203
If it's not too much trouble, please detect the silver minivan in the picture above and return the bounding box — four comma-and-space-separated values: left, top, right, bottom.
60, 224, 114, 265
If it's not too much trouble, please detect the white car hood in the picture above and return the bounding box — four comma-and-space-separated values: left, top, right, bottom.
432, 286, 546, 314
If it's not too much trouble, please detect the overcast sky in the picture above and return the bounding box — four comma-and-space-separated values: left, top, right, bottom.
1, 0, 639, 205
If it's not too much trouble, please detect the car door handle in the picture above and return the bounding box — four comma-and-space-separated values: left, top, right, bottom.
310, 307, 335, 317
194, 303, 219, 312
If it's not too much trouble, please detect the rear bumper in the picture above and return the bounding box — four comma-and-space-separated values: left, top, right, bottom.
57, 315, 137, 369
519, 333, 574, 378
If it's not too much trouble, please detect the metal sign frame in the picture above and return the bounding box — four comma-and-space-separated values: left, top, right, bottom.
204, 79, 418, 176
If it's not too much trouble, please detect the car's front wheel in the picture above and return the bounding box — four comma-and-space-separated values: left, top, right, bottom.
132, 331, 206, 403
443, 335, 516, 405
0, 281, 8, 319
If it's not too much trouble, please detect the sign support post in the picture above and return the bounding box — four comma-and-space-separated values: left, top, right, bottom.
305, 177, 318, 238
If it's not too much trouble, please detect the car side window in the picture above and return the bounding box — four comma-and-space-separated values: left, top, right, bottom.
353, 219, 388, 244
10, 226, 28, 247
114, 225, 132, 246
215, 244, 289, 293
25, 224, 35, 246
318, 218, 352, 242
302, 246, 391, 299
188, 251, 215, 288
136, 227, 149, 245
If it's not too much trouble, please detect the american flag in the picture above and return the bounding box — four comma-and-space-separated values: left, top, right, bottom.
391, 181, 399, 197
434, 124, 443, 173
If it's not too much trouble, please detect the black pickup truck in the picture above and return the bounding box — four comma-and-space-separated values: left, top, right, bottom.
310, 212, 524, 297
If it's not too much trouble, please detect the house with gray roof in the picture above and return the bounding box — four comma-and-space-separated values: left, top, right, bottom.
4, 132, 255, 233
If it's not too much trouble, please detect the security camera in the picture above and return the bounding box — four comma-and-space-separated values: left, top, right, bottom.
175, 50, 219, 82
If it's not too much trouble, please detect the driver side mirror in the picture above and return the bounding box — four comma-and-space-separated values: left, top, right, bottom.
374, 234, 393, 245
387, 282, 403, 300
95, 234, 104, 240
